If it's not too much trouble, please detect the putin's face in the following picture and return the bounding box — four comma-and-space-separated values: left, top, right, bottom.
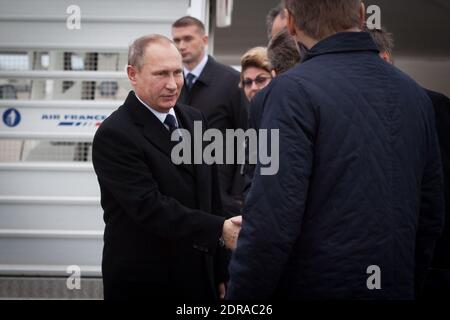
127, 42, 184, 113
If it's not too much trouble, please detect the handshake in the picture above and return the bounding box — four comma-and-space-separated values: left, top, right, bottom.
221, 216, 242, 250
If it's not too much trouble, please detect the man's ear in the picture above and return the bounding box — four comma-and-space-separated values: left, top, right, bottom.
281, 8, 288, 21
379, 51, 393, 64
286, 9, 297, 38
271, 70, 277, 77
359, 2, 366, 29
127, 65, 138, 85
203, 34, 209, 46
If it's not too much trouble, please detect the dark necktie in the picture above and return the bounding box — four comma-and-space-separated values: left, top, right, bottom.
164, 114, 178, 133
185, 73, 195, 91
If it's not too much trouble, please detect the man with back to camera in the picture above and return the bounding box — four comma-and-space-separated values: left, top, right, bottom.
227, 0, 445, 299
368, 26, 450, 298
172, 16, 249, 216
92, 34, 241, 300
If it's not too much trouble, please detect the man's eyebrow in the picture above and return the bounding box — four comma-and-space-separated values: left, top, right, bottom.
244, 73, 270, 79
175, 35, 193, 40
151, 68, 183, 73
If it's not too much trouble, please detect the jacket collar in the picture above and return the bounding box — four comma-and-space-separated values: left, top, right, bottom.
184, 54, 208, 79
126, 91, 168, 127
134, 93, 178, 127
125, 91, 196, 177
126, 91, 174, 150
303, 31, 379, 62
193, 55, 216, 87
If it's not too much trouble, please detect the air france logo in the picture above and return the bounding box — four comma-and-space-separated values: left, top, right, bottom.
2, 108, 21, 127
41, 113, 107, 127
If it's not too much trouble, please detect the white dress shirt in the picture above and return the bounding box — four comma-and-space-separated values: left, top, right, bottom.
135, 93, 179, 130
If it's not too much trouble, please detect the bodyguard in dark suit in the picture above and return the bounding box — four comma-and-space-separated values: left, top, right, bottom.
172, 16, 248, 215
92, 35, 241, 300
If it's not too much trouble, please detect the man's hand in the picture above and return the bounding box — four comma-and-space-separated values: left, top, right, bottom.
230, 215, 242, 226
218, 282, 226, 299
222, 215, 242, 250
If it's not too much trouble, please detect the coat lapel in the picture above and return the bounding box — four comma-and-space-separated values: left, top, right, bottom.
176, 104, 212, 211
125, 92, 195, 178
194, 55, 214, 87
125, 92, 176, 157
172, 104, 196, 177
179, 55, 214, 105
125, 91, 211, 210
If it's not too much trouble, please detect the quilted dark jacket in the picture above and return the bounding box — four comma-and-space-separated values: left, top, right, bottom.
227, 32, 445, 300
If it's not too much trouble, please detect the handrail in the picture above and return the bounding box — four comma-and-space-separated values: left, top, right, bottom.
0, 132, 95, 140
0, 229, 103, 239
0, 195, 99, 205
0, 44, 129, 52
0, 70, 127, 80
0, 15, 177, 24
0, 162, 94, 171
0, 264, 102, 277
0, 100, 120, 109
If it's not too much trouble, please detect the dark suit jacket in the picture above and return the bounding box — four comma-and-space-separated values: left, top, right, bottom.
178, 55, 248, 215
92, 91, 227, 301
426, 89, 450, 270
422, 89, 450, 298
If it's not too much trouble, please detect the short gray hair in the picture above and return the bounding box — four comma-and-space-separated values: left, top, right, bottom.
268, 28, 302, 74
128, 34, 174, 70
366, 27, 394, 57
172, 16, 206, 35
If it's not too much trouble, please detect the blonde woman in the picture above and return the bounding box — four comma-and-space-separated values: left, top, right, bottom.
240, 47, 272, 101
